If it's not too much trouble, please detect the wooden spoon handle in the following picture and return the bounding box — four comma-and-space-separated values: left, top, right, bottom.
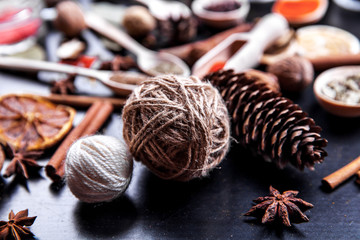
0, 56, 77, 74
84, 12, 150, 57
0, 56, 101, 79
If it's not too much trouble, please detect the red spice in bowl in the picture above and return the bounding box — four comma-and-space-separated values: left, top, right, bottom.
272, 0, 328, 25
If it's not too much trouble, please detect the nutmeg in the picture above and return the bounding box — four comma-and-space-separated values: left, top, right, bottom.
267, 55, 314, 92
53, 1, 86, 37
122, 6, 156, 38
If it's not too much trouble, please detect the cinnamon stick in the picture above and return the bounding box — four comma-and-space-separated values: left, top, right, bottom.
160, 23, 253, 66
41, 94, 126, 109
310, 54, 360, 72
45, 101, 113, 182
322, 155, 360, 190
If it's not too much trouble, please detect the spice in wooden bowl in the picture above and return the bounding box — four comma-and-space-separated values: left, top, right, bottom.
296, 25, 360, 60
192, 0, 250, 28
313, 66, 360, 117
322, 74, 360, 105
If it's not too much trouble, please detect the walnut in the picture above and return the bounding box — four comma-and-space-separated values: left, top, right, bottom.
122, 6, 156, 38
267, 55, 314, 92
53, 1, 86, 37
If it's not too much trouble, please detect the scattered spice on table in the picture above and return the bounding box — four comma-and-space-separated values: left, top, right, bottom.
245, 186, 313, 227
322, 74, 360, 105
0, 209, 36, 240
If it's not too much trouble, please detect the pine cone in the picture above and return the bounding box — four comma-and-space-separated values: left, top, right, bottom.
205, 69, 328, 170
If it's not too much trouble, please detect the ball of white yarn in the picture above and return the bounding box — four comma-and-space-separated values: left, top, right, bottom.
65, 135, 133, 203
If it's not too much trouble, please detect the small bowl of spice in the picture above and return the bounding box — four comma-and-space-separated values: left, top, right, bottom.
272, 0, 328, 26
314, 66, 360, 117
191, 0, 250, 29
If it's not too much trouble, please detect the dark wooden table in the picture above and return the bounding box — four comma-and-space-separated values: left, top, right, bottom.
0, 1, 360, 239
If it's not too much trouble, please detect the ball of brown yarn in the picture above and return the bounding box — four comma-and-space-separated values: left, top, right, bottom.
122, 75, 230, 181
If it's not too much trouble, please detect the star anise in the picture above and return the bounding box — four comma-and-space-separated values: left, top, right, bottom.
245, 186, 313, 227
0, 209, 36, 240
50, 74, 76, 95
99, 55, 138, 72
3, 144, 43, 179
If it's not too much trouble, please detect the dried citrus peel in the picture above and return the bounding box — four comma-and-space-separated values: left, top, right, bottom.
0, 94, 76, 151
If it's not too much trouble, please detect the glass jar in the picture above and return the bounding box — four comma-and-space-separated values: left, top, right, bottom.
0, 0, 44, 55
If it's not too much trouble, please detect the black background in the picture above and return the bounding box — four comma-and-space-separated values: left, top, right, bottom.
0, 1, 360, 239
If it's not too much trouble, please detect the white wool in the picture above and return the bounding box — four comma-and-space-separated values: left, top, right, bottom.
65, 135, 133, 203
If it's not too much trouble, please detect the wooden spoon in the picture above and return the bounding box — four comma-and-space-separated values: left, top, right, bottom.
42, 7, 191, 77
0, 57, 147, 96
84, 12, 190, 77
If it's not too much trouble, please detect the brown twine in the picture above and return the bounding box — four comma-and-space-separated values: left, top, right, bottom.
122, 75, 230, 181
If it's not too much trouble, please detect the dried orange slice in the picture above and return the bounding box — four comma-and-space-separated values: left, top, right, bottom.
0, 94, 76, 151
